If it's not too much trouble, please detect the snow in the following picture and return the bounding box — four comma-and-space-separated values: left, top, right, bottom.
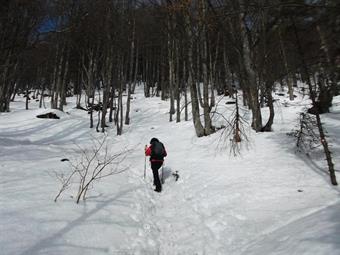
0, 89, 340, 255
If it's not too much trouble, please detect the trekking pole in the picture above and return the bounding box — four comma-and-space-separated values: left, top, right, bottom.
144, 145, 147, 179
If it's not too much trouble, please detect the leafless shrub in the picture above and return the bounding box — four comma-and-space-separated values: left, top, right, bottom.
288, 112, 320, 154
214, 92, 250, 156
54, 135, 128, 203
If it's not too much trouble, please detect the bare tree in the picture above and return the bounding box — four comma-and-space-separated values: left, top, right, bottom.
54, 136, 128, 203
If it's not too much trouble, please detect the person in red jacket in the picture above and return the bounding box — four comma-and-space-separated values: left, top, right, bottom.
145, 138, 167, 192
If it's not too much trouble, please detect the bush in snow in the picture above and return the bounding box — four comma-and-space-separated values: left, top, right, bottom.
288, 112, 320, 154
54, 135, 128, 203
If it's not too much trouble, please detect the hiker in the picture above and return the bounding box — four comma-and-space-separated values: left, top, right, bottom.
145, 138, 167, 192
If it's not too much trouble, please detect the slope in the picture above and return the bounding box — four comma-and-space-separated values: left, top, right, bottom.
0, 89, 339, 255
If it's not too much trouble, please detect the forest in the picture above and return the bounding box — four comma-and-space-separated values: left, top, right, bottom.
1, 0, 339, 183
1, 2, 340, 254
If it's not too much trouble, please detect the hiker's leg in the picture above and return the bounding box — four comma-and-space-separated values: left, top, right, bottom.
151, 163, 162, 191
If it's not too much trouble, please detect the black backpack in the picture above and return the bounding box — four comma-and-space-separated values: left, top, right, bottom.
151, 141, 165, 160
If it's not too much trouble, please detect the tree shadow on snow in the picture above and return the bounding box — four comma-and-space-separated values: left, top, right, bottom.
19, 187, 138, 255
300, 203, 340, 253
261, 131, 340, 253
265, 132, 340, 194
0, 118, 88, 146
242, 202, 340, 254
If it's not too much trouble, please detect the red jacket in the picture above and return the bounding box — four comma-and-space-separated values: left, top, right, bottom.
145, 144, 167, 163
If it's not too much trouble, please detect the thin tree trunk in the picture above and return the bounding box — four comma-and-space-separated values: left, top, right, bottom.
279, 27, 294, 101
261, 81, 275, 132
125, 19, 135, 125
25, 84, 29, 110
101, 74, 110, 132
200, 0, 214, 135
39, 83, 45, 108
109, 84, 115, 123
131, 40, 139, 94
168, 16, 175, 121
89, 94, 95, 128
59, 45, 70, 111
176, 41, 181, 123
292, 16, 337, 185
54, 41, 65, 109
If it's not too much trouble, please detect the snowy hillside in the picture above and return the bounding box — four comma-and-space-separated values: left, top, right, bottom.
1, 89, 340, 255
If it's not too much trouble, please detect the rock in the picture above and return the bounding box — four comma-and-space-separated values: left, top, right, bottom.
36, 112, 60, 119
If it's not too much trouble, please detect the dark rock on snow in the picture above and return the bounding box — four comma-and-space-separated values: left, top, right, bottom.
36, 112, 60, 119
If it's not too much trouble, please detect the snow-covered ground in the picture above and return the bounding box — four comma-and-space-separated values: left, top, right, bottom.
1, 88, 340, 255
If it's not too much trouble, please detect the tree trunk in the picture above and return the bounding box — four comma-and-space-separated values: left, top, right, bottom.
131, 40, 139, 94
39, 83, 45, 108
176, 42, 181, 123
261, 81, 275, 132
183, 63, 188, 121
125, 19, 135, 125
59, 45, 70, 111
25, 84, 29, 110
278, 27, 294, 101
185, 12, 204, 137
53, 41, 65, 110
200, 0, 214, 135
239, 9, 262, 131
168, 16, 175, 122
292, 16, 337, 185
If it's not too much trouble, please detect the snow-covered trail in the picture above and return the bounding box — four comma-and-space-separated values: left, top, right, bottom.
1, 91, 340, 255
123, 93, 340, 254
